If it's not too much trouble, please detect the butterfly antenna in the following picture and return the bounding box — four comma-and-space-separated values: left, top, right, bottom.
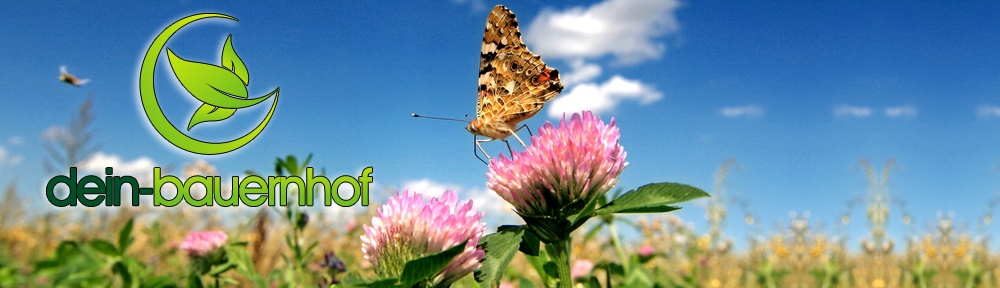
412, 114, 467, 123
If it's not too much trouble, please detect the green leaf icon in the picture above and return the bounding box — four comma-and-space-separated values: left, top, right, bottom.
140, 13, 280, 155
167, 43, 278, 130
221, 35, 249, 86
166, 49, 271, 109
188, 104, 237, 130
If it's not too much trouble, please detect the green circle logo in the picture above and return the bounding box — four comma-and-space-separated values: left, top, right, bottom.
139, 13, 279, 155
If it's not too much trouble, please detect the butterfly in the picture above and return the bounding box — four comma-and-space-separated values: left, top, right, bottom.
59, 65, 90, 87
466, 5, 564, 163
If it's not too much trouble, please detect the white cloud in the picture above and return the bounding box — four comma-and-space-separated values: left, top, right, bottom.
7, 136, 23, 146
834, 105, 872, 118
522, 0, 680, 118
525, 0, 682, 64
547, 75, 662, 117
720, 105, 763, 118
885, 105, 917, 118
561, 59, 602, 86
0, 146, 22, 169
401, 178, 516, 223
977, 105, 1000, 119
78, 152, 159, 183
451, 0, 487, 12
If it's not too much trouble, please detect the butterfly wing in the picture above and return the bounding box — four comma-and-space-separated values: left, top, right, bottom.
476, 5, 563, 133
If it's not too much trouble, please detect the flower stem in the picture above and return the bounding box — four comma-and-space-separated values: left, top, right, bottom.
608, 222, 629, 272
552, 240, 573, 288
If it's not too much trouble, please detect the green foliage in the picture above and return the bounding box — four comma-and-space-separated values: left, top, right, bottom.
344, 241, 468, 288
593, 183, 709, 215
31, 218, 177, 288
476, 226, 528, 287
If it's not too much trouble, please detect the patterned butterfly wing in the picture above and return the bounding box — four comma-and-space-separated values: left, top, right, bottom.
470, 5, 563, 141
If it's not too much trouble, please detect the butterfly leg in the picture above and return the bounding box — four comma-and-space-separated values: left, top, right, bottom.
475, 137, 498, 164
515, 124, 534, 137
509, 130, 528, 148
503, 139, 516, 157
473, 135, 489, 165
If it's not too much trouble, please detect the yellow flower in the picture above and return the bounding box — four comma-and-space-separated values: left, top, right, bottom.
770, 237, 789, 258
810, 238, 826, 258
954, 237, 970, 258
697, 235, 711, 251
872, 278, 886, 288
709, 279, 722, 288
922, 237, 936, 258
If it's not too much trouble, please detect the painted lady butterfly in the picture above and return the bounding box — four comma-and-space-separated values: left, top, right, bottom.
466, 5, 564, 161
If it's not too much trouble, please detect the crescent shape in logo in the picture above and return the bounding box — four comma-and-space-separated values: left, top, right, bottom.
139, 13, 278, 155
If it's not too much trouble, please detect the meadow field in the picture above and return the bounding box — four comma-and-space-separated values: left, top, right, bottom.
0, 154, 993, 287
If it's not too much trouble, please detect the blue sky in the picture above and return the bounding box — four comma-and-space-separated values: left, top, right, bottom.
3, 0, 1000, 249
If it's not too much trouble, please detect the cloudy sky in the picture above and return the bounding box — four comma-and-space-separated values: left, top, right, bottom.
4, 0, 1000, 248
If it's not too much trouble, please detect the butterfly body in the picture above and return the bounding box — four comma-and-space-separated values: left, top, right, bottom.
468, 5, 563, 159
59, 65, 89, 87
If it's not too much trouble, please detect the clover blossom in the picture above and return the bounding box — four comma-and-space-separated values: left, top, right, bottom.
487, 111, 627, 217
361, 190, 485, 286
179, 230, 227, 258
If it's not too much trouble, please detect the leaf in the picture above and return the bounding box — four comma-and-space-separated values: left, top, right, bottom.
167, 48, 270, 109
519, 228, 541, 257
587, 276, 601, 288
518, 276, 538, 288
186, 273, 204, 288
88, 239, 119, 257
398, 240, 468, 287
221, 35, 249, 86
112, 261, 132, 286
286, 155, 299, 176
208, 262, 235, 276
118, 218, 134, 253
475, 226, 525, 286
568, 192, 607, 232
187, 104, 237, 130
542, 261, 559, 279
594, 182, 710, 215
595, 261, 624, 276
352, 278, 400, 287
227, 246, 267, 286
139, 276, 178, 288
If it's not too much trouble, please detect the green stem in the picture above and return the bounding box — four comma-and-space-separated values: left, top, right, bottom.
552, 240, 573, 288
608, 223, 629, 272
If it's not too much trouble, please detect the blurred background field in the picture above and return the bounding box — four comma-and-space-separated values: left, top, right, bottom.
2, 119, 998, 287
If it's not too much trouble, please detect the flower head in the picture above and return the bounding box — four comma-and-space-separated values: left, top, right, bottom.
487, 111, 627, 217
179, 230, 227, 257
571, 259, 594, 280
638, 245, 655, 257
361, 190, 485, 286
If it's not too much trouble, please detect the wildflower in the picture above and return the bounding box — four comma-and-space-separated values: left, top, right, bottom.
361, 190, 485, 286
179, 230, 227, 258
638, 245, 655, 257
317, 251, 347, 287
570, 259, 594, 280
487, 111, 627, 217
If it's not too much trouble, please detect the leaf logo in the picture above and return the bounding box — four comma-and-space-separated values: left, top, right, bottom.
139, 13, 279, 155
